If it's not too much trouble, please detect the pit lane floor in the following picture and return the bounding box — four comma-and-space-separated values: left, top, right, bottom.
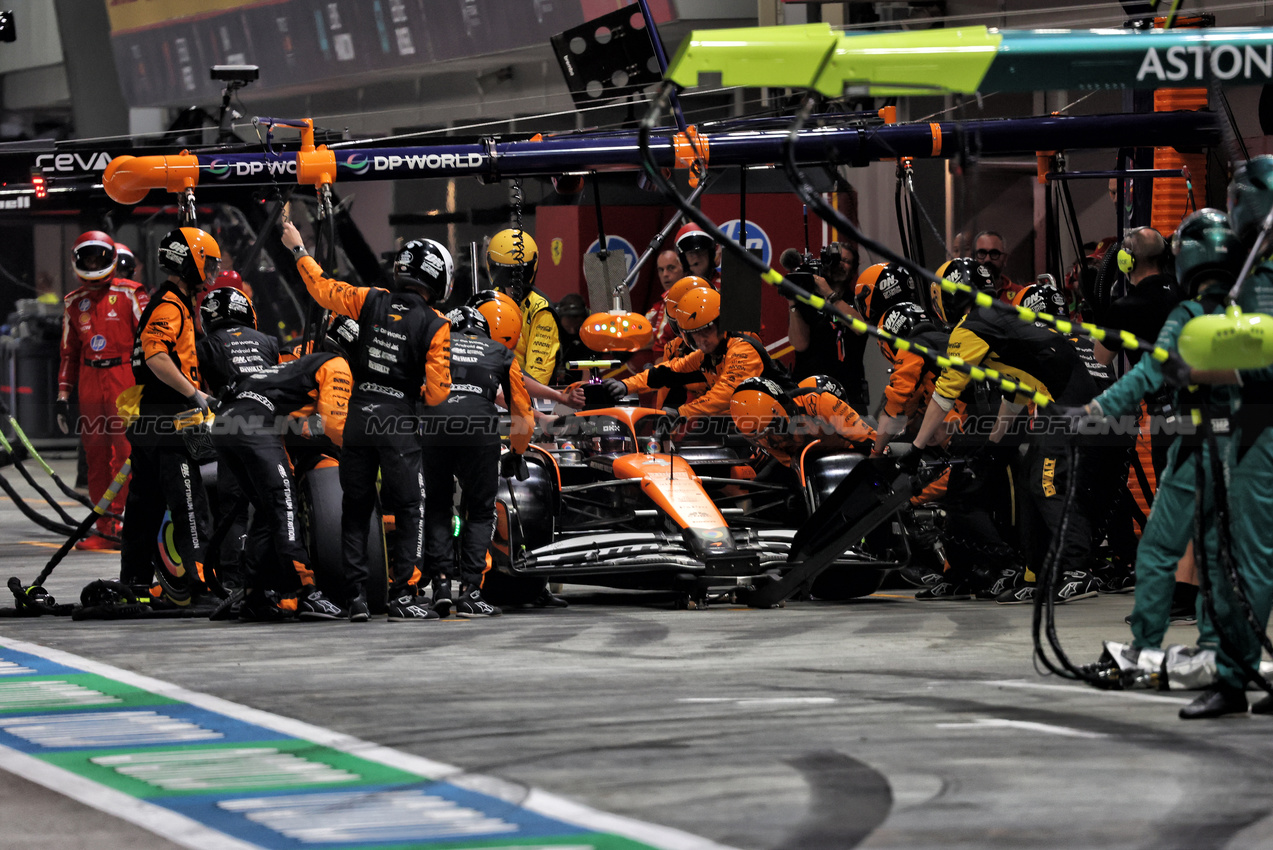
1, 460, 1271, 850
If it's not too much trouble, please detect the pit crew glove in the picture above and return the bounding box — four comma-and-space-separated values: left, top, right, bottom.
645, 365, 706, 389
500, 452, 530, 480
894, 444, 927, 476
602, 378, 628, 401
1160, 354, 1195, 389
185, 390, 211, 419
55, 398, 71, 435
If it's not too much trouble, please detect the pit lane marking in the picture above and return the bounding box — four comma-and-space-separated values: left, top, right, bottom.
935, 718, 1108, 738
0, 636, 738, 850
981, 679, 1192, 705
678, 697, 836, 707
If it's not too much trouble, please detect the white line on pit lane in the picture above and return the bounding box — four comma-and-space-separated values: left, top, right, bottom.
935, 718, 1107, 739
677, 698, 837, 706
980, 679, 1192, 704
0, 636, 739, 850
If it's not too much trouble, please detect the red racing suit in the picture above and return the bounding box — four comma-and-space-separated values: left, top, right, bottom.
58, 277, 147, 533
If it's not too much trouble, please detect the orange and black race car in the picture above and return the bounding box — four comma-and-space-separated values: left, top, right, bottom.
485, 405, 914, 608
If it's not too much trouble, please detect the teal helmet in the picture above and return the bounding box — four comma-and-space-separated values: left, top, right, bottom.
1173, 208, 1243, 296
1227, 156, 1273, 247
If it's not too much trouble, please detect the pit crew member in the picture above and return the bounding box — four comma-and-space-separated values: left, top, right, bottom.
421, 306, 533, 618
213, 319, 354, 621
603, 287, 785, 419
283, 221, 451, 622
119, 228, 219, 598
57, 230, 147, 550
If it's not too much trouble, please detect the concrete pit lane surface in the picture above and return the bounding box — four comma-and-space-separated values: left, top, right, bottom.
1, 461, 1273, 850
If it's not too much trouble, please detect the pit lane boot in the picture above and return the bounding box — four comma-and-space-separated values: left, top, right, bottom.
455, 588, 501, 618
297, 588, 347, 620
387, 595, 439, 621
431, 578, 452, 619
1179, 682, 1248, 719
531, 585, 569, 608
348, 593, 370, 623
1252, 693, 1273, 715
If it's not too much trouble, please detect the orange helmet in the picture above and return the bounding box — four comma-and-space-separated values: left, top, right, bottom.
663, 275, 712, 331
670, 286, 720, 331
469, 289, 522, 350
158, 227, 221, 289
730, 377, 793, 437
853, 262, 917, 326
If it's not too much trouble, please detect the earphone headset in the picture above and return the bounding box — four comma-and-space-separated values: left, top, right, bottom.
1116, 227, 1166, 275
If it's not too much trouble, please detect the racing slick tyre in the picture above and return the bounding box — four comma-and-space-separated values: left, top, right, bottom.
809, 568, 887, 601
299, 462, 389, 614
481, 568, 548, 608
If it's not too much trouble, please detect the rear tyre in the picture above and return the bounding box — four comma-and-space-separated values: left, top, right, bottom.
809, 568, 887, 601
300, 464, 388, 613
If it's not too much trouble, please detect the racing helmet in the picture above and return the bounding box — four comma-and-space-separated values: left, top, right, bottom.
158, 227, 221, 290
394, 238, 454, 302
114, 242, 136, 280
486, 229, 539, 302
675, 222, 717, 275
854, 262, 917, 326
876, 301, 933, 360
470, 289, 522, 350
730, 377, 794, 437
1227, 155, 1273, 248
930, 258, 993, 327
73, 230, 117, 282
214, 269, 244, 292
671, 286, 720, 332
1173, 208, 1244, 296
199, 286, 257, 331
448, 305, 490, 338
1013, 282, 1068, 328
663, 275, 713, 332
323, 314, 361, 359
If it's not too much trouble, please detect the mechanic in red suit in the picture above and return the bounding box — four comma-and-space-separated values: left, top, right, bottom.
57, 231, 148, 550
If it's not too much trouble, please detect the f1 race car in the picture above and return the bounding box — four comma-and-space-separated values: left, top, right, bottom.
484, 406, 914, 608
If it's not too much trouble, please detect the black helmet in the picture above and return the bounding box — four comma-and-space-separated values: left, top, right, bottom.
447, 306, 490, 337
876, 302, 934, 359
1015, 282, 1068, 328
1173, 208, 1244, 296
323, 314, 361, 359
393, 238, 453, 301
930, 258, 993, 327
199, 286, 256, 331
158, 227, 221, 290
1228, 156, 1273, 248
114, 243, 136, 280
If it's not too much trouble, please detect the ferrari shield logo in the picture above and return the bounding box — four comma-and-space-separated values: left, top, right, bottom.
108, 294, 117, 305
551, 238, 563, 266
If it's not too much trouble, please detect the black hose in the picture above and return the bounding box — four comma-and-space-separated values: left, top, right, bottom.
1090, 237, 1121, 325
0, 472, 77, 537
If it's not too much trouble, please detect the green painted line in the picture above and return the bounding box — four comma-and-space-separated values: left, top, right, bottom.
0, 673, 181, 714
0, 638, 735, 850
39, 738, 420, 799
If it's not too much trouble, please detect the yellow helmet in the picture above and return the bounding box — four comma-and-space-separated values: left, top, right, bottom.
486, 229, 539, 301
